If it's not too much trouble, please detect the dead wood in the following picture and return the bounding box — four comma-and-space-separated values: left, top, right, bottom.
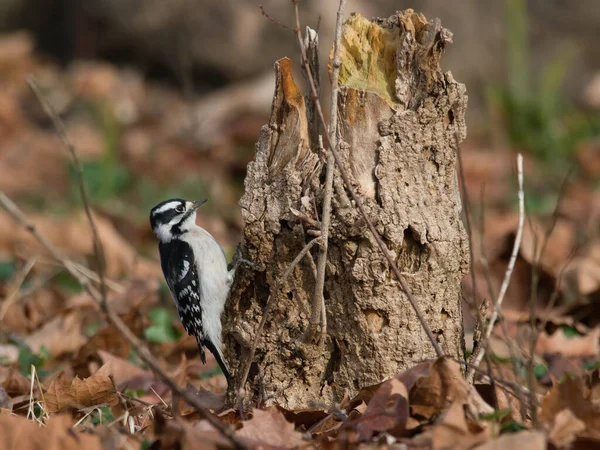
225, 10, 469, 409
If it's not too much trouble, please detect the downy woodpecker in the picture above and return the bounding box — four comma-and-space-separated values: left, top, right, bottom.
150, 198, 235, 386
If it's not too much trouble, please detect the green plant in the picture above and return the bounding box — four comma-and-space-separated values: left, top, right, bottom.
144, 307, 181, 344
68, 102, 131, 201
488, 0, 600, 165
18, 345, 51, 378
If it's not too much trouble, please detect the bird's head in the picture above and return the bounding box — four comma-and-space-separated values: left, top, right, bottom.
149, 198, 208, 242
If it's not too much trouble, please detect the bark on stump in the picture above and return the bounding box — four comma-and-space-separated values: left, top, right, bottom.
225, 10, 469, 409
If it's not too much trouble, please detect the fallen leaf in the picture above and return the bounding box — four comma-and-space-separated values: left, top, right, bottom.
432, 401, 489, 450
24, 311, 87, 357
520, 218, 576, 279
0, 413, 103, 450
355, 378, 408, 440
97, 349, 150, 386
537, 327, 599, 357
235, 407, 306, 448
410, 357, 493, 419
43, 361, 119, 413
1, 368, 31, 398
540, 377, 600, 437
473, 430, 546, 450
549, 408, 586, 448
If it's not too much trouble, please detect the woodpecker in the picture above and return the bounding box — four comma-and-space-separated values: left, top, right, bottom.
150, 198, 238, 386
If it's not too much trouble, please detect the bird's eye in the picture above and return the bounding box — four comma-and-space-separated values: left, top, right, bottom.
176, 205, 185, 213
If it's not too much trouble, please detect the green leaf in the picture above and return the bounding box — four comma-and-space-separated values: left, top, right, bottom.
583, 359, 600, 370
144, 307, 180, 344
501, 419, 527, 434
479, 408, 512, 422
54, 270, 83, 293
124, 388, 146, 399
17, 345, 50, 378
561, 325, 582, 339
92, 406, 115, 425
534, 363, 548, 379
0, 261, 16, 281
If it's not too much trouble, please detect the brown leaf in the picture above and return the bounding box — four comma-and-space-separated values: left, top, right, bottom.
97, 349, 150, 386
355, 378, 409, 440
0, 413, 103, 450
566, 241, 600, 295
0, 211, 161, 278
24, 311, 87, 357
520, 218, 576, 279
1, 368, 31, 398
549, 408, 586, 448
540, 377, 600, 437
536, 327, 599, 357
432, 401, 489, 450
410, 357, 493, 419
235, 407, 306, 448
473, 430, 546, 450
276, 405, 329, 431
43, 361, 119, 413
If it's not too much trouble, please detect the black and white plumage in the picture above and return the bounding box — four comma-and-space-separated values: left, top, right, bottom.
150, 198, 234, 386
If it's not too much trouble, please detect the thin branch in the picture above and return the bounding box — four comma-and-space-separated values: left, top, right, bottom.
27, 77, 108, 307
305, 0, 346, 343
456, 137, 498, 406
0, 191, 247, 449
238, 237, 322, 390
467, 154, 524, 381
0, 257, 36, 320
291, 0, 442, 356
8, 80, 248, 447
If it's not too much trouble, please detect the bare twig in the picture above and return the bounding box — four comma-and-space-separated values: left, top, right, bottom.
456, 137, 498, 406
305, 0, 346, 343
259, 4, 294, 31
0, 192, 247, 448
467, 154, 524, 381
525, 167, 573, 428
0, 257, 36, 320
291, 0, 442, 356
10, 80, 248, 448
27, 77, 108, 307
238, 237, 321, 390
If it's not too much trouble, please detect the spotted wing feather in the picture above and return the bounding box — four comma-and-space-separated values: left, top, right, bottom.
158, 240, 204, 341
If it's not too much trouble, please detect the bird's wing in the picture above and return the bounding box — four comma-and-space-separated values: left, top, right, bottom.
158, 240, 204, 339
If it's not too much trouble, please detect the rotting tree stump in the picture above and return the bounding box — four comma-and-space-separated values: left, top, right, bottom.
224, 10, 469, 409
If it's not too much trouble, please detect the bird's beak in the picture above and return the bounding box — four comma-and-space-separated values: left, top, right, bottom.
191, 199, 208, 211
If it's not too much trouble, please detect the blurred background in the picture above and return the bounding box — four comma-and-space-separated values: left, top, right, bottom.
0, 0, 599, 401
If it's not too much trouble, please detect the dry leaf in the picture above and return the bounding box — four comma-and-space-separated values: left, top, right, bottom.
537, 328, 600, 357
549, 408, 586, 448
236, 407, 306, 448
1, 368, 30, 398
520, 218, 576, 279
432, 401, 489, 450
355, 378, 408, 440
410, 357, 493, 419
540, 377, 600, 437
473, 430, 546, 450
43, 361, 119, 413
0, 413, 103, 450
24, 311, 87, 357
97, 349, 150, 386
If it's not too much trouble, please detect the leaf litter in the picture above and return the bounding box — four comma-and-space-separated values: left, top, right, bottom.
0, 29, 599, 450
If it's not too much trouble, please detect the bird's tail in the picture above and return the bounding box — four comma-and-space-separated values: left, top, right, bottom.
198, 337, 232, 387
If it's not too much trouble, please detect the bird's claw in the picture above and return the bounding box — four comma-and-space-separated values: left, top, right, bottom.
235, 243, 256, 269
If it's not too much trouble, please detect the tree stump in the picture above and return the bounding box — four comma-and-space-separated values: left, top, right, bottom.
224, 10, 469, 409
